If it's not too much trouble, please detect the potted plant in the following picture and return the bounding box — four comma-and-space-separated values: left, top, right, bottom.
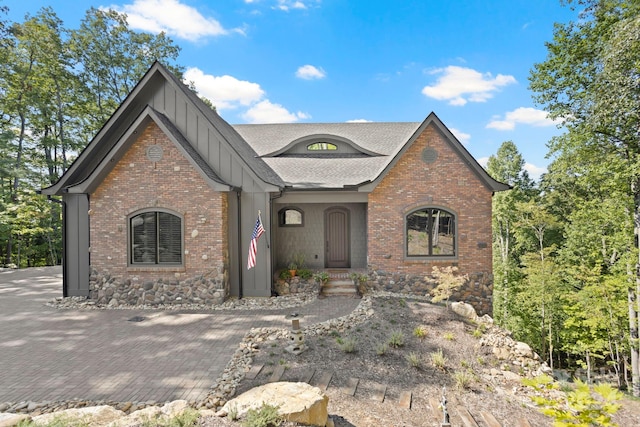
288, 262, 297, 277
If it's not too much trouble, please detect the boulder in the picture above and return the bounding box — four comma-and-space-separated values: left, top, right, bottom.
218, 381, 328, 426
451, 301, 478, 321
0, 413, 30, 427
31, 405, 124, 426
106, 400, 190, 427
514, 341, 534, 359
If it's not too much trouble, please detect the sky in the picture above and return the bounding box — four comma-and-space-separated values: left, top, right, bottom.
2, 0, 580, 180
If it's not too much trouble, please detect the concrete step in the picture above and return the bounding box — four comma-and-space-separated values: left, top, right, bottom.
321, 281, 357, 296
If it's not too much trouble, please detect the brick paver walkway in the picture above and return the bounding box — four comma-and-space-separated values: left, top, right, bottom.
0, 267, 360, 404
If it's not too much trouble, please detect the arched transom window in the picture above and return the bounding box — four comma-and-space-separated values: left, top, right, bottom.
406, 208, 456, 257
278, 207, 304, 227
307, 142, 337, 151
129, 210, 183, 265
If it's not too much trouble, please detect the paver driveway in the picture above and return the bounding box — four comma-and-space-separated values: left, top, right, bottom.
0, 267, 360, 404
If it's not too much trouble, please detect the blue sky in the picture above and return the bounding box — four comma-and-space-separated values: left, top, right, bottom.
3, 0, 579, 180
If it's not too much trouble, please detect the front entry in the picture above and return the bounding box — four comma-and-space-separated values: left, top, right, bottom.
325, 207, 350, 268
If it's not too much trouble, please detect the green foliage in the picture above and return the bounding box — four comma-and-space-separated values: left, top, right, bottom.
17, 415, 89, 427
278, 269, 291, 280
141, 408, 200, 427
338, 337, 357, 353
313, 271, 329, 284
406, 352, 421, 369
242, 403, 282, 427
430, 348, 448, 371
413, 325, 428, 339
430, 266, 468, 307
442, 332, 456, 341
387, 331, 405, 348
297, 268, 313, 279
522, 375, 623, 426
375, 342, 388, 356
0, 5, 182, 268
453, 370, 474, 390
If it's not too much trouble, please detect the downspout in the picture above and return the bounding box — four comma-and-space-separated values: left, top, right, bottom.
237, 190, 243, 299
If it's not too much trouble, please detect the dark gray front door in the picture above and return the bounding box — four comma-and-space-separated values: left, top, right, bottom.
325, 207, 350, 268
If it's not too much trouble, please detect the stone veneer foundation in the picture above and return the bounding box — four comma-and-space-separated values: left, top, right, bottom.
89, 264, 228, 306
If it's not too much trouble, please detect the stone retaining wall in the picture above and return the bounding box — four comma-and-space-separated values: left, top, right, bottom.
368, 269, 493, 315
89, 265, 228, 307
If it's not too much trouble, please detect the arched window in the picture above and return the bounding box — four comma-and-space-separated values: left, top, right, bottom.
307, 142, 337, 151
278, 207, 304, 227
406, 208, 455, 257
129, 210, 183, 265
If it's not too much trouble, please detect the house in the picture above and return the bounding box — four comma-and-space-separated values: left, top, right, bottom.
41, 62, 508, 315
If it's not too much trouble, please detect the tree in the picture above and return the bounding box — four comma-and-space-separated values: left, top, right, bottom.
530, 0, 640, 396
486, 141, 535, 325
69, 7, 183, 134
0, 5, 184, 268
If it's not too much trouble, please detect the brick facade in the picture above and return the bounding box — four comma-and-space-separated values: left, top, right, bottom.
367, 124, 494, 314
89, 121, 229, 306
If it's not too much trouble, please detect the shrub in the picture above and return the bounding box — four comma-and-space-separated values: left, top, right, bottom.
406, 352, 422, 369
339, 337, 357, 353
413, 325, 428, 339
430, 348, 448, 371
443, 332, 456, 341
388, 331, 405, 348
375, 343, 388, 356
242, 403, 282, 427
472, 328, 484, 338
453, 370, 474, 390
297, 268, 313, 279
278, 269, 291, 280
522, 375, 623, 427
430, 265, 468, 307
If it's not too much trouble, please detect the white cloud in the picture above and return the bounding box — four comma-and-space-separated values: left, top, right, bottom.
107, 0, 240, 42
296, 65, 326, 80
478, 156, 489, 168
524, 162, 547, 181
275, 0, 308, 11
449, 127, 471, 144
346, 119, 372, 123
242, 100, 310, 124
486, 107, 561, 130
421, 66, 516, 106
184, 67, 264, 110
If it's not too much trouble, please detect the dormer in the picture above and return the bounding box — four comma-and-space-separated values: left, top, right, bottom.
262, 134, 383, 158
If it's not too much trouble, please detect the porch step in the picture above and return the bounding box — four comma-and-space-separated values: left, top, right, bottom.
321, 279, 358, 296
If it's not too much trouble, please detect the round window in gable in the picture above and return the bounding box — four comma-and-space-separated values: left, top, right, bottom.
146, 144, 163, 162
421, 147, 438, 164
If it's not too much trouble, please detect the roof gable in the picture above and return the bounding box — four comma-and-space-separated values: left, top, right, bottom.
359, 112, 510, 193
63, 107, 232, 194
42, 62, 283, 196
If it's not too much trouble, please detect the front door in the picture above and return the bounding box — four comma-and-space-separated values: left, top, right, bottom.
325, 207, 350, 268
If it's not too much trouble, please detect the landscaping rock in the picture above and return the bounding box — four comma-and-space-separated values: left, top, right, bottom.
218, 382, 329, 426
451, 301, 478, 320
31, 405, 124, 426
0, 413, 30, 427
106, 400, 189, 427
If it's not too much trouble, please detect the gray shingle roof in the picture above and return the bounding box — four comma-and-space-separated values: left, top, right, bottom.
233, 122, 421, 157
233, 122, 421, 189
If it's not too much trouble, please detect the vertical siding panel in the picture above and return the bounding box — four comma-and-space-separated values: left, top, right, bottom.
220, 147, 231, 183
164, 83, 176, 122
207, 128, 220, 172
198, 119, 208, 159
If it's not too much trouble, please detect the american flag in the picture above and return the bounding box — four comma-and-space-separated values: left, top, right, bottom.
247, 213, 265, 270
